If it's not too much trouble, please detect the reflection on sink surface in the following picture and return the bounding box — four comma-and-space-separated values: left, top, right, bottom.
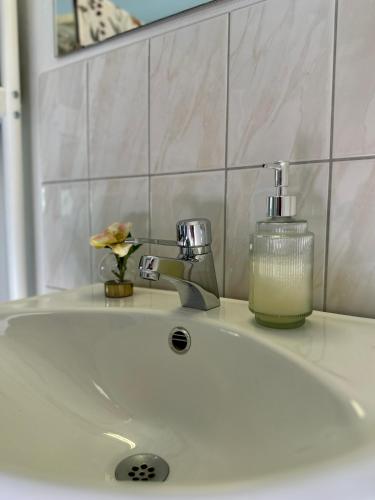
0, 305, 365, 491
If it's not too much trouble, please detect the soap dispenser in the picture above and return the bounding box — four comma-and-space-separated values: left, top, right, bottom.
249, 161, 314, 329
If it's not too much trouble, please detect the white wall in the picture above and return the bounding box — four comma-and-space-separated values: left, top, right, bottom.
0, 128, 8, 300
0, 5, 7, 299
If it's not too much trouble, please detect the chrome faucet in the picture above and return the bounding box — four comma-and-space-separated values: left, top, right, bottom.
126, 219, 220, 310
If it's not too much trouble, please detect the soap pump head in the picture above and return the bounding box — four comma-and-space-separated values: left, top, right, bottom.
263, 161, 296, 217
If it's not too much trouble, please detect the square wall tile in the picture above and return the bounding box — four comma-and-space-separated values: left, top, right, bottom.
327, 160, 375, 318
150, 16, 227, 174
228, 0, 334, 166
39, 63, 88, 181
42, 182, 91, 289
333, 0, 375, 157
225, 164, 329, 309
90, 177, 149, 285
88, 41, 148, 178
150, 172, 225, 293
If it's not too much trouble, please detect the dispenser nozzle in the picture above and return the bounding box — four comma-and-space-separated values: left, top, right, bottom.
263, 160, 296, 217
263, 161, 289, 195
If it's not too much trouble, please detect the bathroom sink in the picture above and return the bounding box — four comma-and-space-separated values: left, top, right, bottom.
0, 285, 375, 499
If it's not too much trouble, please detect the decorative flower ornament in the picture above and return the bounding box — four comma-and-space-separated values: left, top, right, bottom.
90, 222, 141, 282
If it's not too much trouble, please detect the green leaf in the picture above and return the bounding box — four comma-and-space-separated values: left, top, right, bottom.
127, 244, 142, 258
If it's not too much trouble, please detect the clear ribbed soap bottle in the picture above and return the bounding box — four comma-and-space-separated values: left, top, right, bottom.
249, 161, 314, 329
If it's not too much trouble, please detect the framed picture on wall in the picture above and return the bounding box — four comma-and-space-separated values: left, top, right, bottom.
55, 0, 218, 55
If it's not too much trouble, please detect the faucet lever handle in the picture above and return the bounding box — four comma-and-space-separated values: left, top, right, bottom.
176, 218, 212, 248
127, 218, 213, 250
125, 237, 176, 246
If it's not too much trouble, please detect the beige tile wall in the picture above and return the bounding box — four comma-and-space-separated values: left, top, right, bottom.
38, 0, 375, 318
228, 0, 334, 166
327, 160, 375, 318
39, 63, 88, 181
88, 42, 149, 178
41, 182, 91, 288
150, 16, 228, 173
333, 0, 375, 158
89, 177, 149, 285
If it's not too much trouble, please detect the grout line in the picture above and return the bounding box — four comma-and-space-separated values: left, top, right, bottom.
289, 159, 330, 166
332, 155, 375, 163
42, 158, 357, 186
222, 12, 231, 298
150, 168, 224, 176
323, 0, 339, 312
42, 178, 90, 185
227, 159, 330, 169
227, 0, 266, 15
147, 39, 152, 288
85, 61, 94, 284
148, 38, 151, 240
42, 154, 375, 188
86, 61, 91, 180
42, 174, 149, 185
229, 164, 268, 171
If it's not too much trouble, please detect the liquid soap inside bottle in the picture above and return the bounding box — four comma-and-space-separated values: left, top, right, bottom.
249, 218, 313, 328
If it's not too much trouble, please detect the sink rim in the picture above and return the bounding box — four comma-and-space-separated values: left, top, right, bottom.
1, 284, 375, 499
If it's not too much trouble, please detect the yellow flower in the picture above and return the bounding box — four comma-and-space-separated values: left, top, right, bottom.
90, 222, 133, 256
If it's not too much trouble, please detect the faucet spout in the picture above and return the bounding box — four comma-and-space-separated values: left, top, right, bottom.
137, 219, 220, 310
139, 254, 220, 310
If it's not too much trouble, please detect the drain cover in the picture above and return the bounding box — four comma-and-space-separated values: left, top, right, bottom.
168, 327, 191, 354
115, 454, 169, 482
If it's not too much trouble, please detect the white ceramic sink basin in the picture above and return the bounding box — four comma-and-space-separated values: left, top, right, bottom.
0, 285, 375, 499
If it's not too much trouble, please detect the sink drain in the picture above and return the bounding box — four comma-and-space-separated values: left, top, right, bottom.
115, 454, 169, 482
